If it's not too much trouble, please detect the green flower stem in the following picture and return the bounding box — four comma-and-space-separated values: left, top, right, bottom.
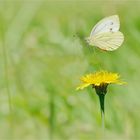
98, 94, 105, 114
95, 84, 107, 133
98, 94, 105, 131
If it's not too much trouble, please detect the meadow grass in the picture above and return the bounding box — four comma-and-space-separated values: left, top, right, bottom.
0, 0, 140, 140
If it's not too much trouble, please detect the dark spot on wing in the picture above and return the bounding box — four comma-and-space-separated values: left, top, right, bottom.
111, 22, 113, 25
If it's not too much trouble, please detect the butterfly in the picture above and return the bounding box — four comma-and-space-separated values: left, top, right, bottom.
85, 15, 124, 51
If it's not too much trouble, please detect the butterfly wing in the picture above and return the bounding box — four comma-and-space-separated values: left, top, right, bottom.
90, 15, 120, 36
90, 31, 124, 51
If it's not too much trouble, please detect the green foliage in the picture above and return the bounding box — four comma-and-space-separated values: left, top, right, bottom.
0, 0, 140, 140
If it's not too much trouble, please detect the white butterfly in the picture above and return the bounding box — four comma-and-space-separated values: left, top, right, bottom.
86, 15, 124, 51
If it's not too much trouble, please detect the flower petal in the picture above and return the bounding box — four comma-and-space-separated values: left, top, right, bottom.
76, 70, 126, 90
76, 83, 91, 90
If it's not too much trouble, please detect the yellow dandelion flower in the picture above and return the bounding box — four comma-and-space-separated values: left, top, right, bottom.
76, 70, 126, 125
76, 71, 125, 90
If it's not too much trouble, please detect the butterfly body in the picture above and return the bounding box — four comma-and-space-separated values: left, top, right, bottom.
86, 15, 124, 51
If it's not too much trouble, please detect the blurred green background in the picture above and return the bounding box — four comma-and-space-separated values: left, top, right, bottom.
0, 0, 140, 140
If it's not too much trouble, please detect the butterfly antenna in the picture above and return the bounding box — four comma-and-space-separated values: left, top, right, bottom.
73, 33, 83, 55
